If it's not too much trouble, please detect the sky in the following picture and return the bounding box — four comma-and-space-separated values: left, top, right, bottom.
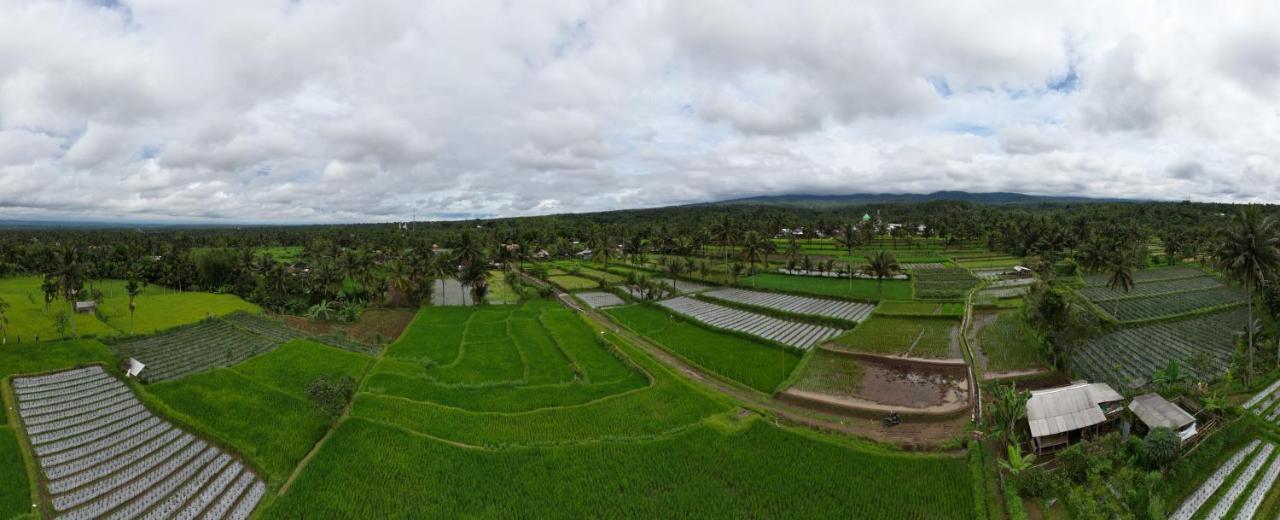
1, 1, 1279, 223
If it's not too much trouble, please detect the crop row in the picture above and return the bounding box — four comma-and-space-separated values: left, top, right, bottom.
226, 311, 379, 355
702, 288, 875, 322
776, 268, 910, 280
655, 277, 711, 293
1084, 266, 1206, 287
115, 320, 278, 383
1074, 307, 1246, 387
656, 296, 842, 349
1076, 275, 1221, 302
574, 291, 625, 309
830, 316, 959, 359
11, 367, 264, 518
1171, 440, 1262, 520
1095, 287, 1245, 322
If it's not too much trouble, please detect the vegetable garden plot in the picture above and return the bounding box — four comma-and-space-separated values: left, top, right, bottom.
901, 263, 947, 270
912, 268, 979, 299
10, 366, 264, 519
1094, 287, 1245, 323
830, 316, 960, 359
654, 277, 711, 294
977, 286, 1029, 299
1076, 275, 1221, 302
114, 312, 378, 383
702, 288, 875, 322
1074, 307, 1247, 387
548, 275, 598, 291
574, 291, 625, 309
656, 296, 843, 349
1170, 440, 1263, 520
1084, 267, 1206, 287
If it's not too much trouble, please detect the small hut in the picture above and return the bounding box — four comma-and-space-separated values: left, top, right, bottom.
1026, 381, 1125, 453
1128, 393, 1197, 442
74, 301, 97, 314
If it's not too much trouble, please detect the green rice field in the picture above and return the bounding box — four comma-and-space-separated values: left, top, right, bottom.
831, 316, 959, 359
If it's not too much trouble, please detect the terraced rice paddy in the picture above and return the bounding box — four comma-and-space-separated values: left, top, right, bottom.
1076, 274, 1222, 301
1074, 307, 1247, 387
1171, 440, 1280, 520
912, 268, 979, 299
113, 312, 375, 383
831, 316, 959, 359
574, 291, 625, 309
701, 288, 875, 322
10, 366, 265, 519
874, 300, 965, 317
656, 297, 842, 349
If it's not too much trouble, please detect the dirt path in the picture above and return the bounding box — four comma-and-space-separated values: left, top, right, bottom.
533, 273, 971, 449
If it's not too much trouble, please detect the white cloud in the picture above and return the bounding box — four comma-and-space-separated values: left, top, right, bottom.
1, 0, 1280, 223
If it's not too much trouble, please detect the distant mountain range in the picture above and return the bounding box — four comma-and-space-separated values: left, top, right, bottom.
712, 191, 1139, 207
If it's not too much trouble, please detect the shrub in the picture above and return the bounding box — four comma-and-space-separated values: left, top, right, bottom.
1142, 427, 1180, 469
308, 375, 357, 418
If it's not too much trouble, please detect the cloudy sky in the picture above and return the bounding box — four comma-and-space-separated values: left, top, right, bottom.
2, 0, 1279, 223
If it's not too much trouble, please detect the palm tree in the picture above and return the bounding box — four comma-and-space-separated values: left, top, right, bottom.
835, 222, 860, 256
1215, 206, 1280, 381
591, 233, 614, 271
739, 231, 773, 286
861, 251, 900, 299
711, 214, 736, 264
459, 262, 490, 304
385, 258, 414, 306
125, 276, 144, 335
453, 231, 484, 270
1105, 245, 1143, 293
50, 246, 85, 337
0, 295, 8, 345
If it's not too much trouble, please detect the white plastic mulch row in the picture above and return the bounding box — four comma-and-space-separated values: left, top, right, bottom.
1171, 440, 1261, 520
1238, 451, 1280, 520
11, 366, 265, 519
1205, 443, 1275, 520
1245, 379, 1280, 410
654, 278, 711, 294
777, 268, 909, 280
703, 288, 874, 323
979, 286, 1030, 299
902, 263, 946, 270
656, 296, 843, 349
575, 291, 625, 309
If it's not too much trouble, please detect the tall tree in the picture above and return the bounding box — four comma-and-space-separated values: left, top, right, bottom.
1215, 206, 1280, 382
861, 251, 900, 299
50, 246, 85, 337
738, 230, 773, 284
0, 295, 8, 345
125, 276, 144, 335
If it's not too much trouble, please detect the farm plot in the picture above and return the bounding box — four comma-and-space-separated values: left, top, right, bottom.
1076, 274, 1222, 301
548, 275, 599, 291
10, 366, 265, 519
113, 320, 277, 383
830, 316, 960, 359
225, 312, 378, 355
574, 291, 625, 309
1094, 287, 1245, 323
1170, 440, 1279, 520
912, 268, 979, 299
1074, 307, 1247, 387
971, 311, 1043, 373
777, 268, 909, 280
654, 277, 710, 294
432, 278, 476, 305
741, 272, 912, 300
1084, 267, 1206, 287
702, 288, 875, 323
656, 296, 842, 349
977, 286, 1030, 299
902, 262, 947, 270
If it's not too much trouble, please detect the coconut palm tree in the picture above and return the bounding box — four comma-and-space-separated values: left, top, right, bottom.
125, 276, 144, 335
1215, 206, 1280, 381
711, 214, 736, 264
835, 222, 860, 256
49, 246, 85, 337
738, 231, 774, 286
0, 295, 8, 345
861, 251, 900, 298
590, 233, 614, 271
1105, 245, 1143, 293
459, 261, 490, 304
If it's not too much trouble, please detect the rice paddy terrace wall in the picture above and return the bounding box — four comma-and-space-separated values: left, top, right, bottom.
10, 366, 264, 519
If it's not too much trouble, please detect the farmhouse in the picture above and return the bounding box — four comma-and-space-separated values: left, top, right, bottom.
1025, 381, 1125, 452
1128, 393, 1197, 442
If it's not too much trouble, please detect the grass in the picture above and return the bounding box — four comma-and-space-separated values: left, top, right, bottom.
832, 316, 958, 358
790, 349, 864, 395
548, 275, 599, 291
605, 304, 800, 393
144, 339, 372, 485
254, 246, 304, 263
738, 273, 912, 301
876, 300, 965, 317
485, 271, 521, 304
266, 417, 975, 518
977, 312, 1043, 372
0, 425, 28, 519
368, 300, 647, 412
0, 276, 260, 341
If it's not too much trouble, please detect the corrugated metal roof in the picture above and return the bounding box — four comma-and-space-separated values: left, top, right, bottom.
1025, 381, 1122, 438
1128, 393, 1195, 430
